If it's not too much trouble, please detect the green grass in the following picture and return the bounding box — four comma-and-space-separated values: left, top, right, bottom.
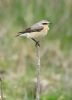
0, 0, 72, 100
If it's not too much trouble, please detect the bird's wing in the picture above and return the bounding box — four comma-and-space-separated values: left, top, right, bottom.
19, 25, 43, 33
31, 23, 44, 31
16, 24, 43, 37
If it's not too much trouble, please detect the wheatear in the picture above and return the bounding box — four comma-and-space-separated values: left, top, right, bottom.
16, 20, 50, 46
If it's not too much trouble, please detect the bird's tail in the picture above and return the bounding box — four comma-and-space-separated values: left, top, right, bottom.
16, 32, 23, 37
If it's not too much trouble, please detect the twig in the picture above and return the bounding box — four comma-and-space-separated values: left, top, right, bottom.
0, 70, 5, 100
35, 42, 41, 100
0, 78, 3, 100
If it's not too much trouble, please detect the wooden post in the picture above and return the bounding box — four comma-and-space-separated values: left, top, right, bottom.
35, 43, 40, 100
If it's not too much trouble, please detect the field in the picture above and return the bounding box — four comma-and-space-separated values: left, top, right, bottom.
0, 0, 72, 100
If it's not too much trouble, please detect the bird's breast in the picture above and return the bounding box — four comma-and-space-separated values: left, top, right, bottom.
43, 25, 49, 32
41, 25, 49, 35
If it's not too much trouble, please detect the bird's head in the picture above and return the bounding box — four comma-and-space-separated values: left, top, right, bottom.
40, 20, 50, 31
40, 20, 50, 26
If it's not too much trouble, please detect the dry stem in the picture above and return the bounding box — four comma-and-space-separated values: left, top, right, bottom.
35, 43, 41, 100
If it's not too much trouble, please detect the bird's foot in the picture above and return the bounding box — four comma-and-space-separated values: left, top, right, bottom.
35, 41, 40, 47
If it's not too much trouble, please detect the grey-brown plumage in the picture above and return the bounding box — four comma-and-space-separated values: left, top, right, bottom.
17, 26, 43, 36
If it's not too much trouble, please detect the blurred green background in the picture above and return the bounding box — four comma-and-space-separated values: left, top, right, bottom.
0, 0, 72, 100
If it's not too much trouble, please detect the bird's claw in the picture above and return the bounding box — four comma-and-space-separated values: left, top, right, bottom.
35, 41, 40, 47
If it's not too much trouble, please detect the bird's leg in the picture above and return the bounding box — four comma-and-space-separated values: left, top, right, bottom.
35, 41, 40, 47
31, 38, 40, 47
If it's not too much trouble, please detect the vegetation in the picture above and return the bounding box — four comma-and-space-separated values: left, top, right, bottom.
0, 0, 72, 100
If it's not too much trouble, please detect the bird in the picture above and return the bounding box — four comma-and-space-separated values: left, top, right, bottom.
16, 20, 50, 46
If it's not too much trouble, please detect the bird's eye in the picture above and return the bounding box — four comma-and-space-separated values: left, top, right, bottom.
42, 23, 48, 25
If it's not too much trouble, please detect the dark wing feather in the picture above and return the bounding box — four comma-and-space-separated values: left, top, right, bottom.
16, 25, 43, 37
19, 25, 43, 33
